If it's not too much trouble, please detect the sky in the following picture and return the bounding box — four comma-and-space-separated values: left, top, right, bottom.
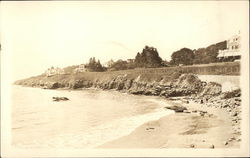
1, 1, 249, 81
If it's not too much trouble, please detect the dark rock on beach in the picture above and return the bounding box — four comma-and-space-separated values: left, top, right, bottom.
165, 105, 187, 113
52, 97, 69, 101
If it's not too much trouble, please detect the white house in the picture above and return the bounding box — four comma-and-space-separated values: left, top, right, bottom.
217, 32, 241, 61
127, 59, 135, 63
73, 64, 88, 73
45, 67, 65, 77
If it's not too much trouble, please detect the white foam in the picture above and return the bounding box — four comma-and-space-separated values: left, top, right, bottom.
197, 75, 240, 92
221, 81, 239, 92
15, 108, 174, 148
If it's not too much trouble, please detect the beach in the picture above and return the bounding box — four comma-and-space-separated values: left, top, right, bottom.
99, 100, 240, 148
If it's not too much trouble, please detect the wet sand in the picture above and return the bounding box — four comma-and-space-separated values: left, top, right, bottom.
99, 101, 240, 148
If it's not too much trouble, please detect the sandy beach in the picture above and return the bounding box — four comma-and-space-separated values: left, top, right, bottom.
99, 100, 240, 149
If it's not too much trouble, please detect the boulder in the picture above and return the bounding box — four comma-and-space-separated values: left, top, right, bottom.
174, 74, 202, 91
210, 144, 215, 149
165, 74, 203, 97
199, 82, 222, 96
165, 105, 187, 112
221, 89, 241, 99
45, 82, 60, 89
124, 79, 133, 89
52, 97, 69, 101
224, 141, 229, 145
183, 110, 191, 113
69, 80, 84, 89
190, 144, 195, 148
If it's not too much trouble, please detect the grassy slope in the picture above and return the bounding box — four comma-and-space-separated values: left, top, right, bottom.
15, 62, 240, 86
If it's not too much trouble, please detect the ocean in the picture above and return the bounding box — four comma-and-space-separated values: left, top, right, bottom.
197, 75, 240, 92
11, 85, 173, 148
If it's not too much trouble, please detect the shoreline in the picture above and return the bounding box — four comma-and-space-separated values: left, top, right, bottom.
13, 73, 242, 148
12, 85, 241, 149
98, 99, 240, 148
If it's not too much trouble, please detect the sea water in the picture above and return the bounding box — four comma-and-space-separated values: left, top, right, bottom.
11, 85, 174, 148
197, 75, 240, 92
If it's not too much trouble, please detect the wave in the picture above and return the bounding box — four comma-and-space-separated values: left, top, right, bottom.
14, 108, 174, 148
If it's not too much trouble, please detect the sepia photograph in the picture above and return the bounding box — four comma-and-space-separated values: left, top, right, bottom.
1, 0, 249, 157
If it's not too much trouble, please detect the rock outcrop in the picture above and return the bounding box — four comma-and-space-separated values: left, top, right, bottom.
199, 82, 222, 97
14, 73, 222, 98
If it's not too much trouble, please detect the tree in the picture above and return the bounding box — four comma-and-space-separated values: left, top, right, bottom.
193, 48, 206, 64
110, 59, 128, 71
86, 57, 105, 72
135, 52, 141, 67
135, 46, 163, 68
106, 59, 115, 68
193, 41, 227, 64
126, 59, 136, 69
171, 48, 194, 65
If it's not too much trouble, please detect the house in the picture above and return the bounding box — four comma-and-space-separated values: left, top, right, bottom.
127, 59, 135, 63
45, 67, 65, 77
73, 64, 88, 73
217, 32, 241, 61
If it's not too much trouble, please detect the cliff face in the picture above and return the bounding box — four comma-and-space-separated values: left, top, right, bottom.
15, 61, 240, 91
14, 72, 223, 99
14, 60, 242, 100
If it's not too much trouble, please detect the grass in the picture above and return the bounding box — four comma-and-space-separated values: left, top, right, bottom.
15, 62, 240, 86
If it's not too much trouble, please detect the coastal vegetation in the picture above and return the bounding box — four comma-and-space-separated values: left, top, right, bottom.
134, 46, 163, 68
85, 57, 106, 72
66, 40, 228, 73
193, 41, 227, 64
170, 48, 194, 65
109, 40, 226, 70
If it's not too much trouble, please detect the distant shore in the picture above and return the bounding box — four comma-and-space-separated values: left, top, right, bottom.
14, 61, 240, 89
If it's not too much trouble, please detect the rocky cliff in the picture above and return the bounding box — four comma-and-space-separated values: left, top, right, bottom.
15, 71, 226, 98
